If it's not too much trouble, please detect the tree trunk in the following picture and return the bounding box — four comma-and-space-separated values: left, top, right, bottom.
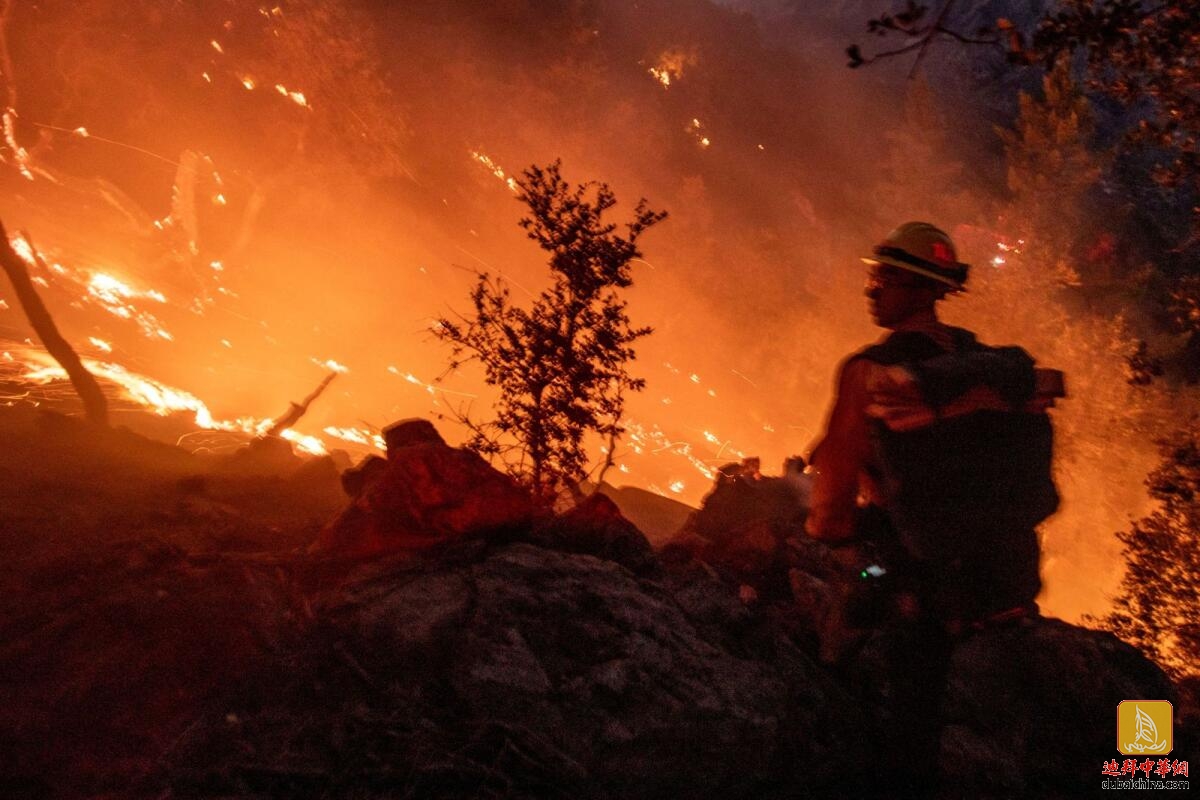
266, 372, 337, 437
0, 221, 109, 426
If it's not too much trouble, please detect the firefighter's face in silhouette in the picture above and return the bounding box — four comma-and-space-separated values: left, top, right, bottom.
864, 264, 942, 329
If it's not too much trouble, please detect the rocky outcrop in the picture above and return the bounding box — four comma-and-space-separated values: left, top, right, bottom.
2, 527, 1185, 800
665, 461, 812, 604
526, 493, 659, 577
591, 483, 693, 545
0, 416, 1189, 799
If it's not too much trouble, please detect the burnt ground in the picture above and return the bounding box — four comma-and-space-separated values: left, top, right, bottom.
0, 404, 345, 569
0, 404, 1193, 800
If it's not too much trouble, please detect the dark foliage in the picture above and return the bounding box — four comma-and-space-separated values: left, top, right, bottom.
845, 0, 1004, 73
851, 2, 1200, 213
1105, 424, 1200, 677
1126, 340, 1164, 386
435, 162, 666, 506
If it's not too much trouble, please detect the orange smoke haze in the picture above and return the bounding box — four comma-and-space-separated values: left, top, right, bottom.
0, 0, 1174, 622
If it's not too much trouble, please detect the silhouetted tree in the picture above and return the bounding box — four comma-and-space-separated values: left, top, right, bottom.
1105, 425, 1200, 679
850, 2, 1200, 223
435, 161, 666, 506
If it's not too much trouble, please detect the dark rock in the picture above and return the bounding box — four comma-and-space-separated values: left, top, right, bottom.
667, 469, 808, 600
344, 543, 861, 797
591, 483, 694, 545
0, 528, 1180, 800
939, 620, 1178, 797
339, 454, 387, 498
842, 616, 1180, 798
531, 493, 659, 576
289, 455, 342, 497
383, 418, 445, 453
214, 435, 303, 477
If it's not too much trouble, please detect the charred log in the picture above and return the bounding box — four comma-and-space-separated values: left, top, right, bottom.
0, 220, 109, 426
265, 371, 337, 437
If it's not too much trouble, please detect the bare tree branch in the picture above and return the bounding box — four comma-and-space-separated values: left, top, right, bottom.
0, 221, 108, 426
266, 371, 338, 437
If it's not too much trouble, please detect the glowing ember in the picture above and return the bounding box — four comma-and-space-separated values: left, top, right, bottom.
210, 40, 224, 53
647, 48, 696, 90
470, 151, 519, 192
323, 426, 386, 450
7, 235, 34, 264
88, 337, 113, 354
2, 110, 34, 180
312, 358, 349, 373
274, 84, 310, 108
391, 366, 478, 398
992, 239, 1023, 268
623, 418, 720, 482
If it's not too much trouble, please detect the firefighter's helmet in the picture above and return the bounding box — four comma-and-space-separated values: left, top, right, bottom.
861, 221, 969, 291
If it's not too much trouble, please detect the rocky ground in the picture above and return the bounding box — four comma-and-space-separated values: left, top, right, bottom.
0, 408, 1192, 799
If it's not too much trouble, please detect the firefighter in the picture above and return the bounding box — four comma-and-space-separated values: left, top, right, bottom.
805, 221, 1062, 795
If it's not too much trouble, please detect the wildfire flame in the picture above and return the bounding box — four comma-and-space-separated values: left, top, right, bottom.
85, 272, 173, 341
647, 48, 697, 90
10, 347, 336, 455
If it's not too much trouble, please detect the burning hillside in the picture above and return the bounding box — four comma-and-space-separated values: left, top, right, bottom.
0, 0, 1186, 624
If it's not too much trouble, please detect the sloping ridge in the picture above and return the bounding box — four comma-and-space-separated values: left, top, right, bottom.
0, 413, 1189, 799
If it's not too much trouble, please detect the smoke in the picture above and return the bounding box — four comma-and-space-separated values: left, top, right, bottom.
0, 0, 1169, 621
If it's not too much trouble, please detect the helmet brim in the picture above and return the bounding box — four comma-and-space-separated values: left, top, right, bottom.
861, 255, 967, 292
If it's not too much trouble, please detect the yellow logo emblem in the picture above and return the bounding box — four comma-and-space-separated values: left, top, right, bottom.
1117, 701, 1173, 756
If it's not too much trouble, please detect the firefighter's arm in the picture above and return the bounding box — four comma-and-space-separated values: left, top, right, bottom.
806, 357, 873, 543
